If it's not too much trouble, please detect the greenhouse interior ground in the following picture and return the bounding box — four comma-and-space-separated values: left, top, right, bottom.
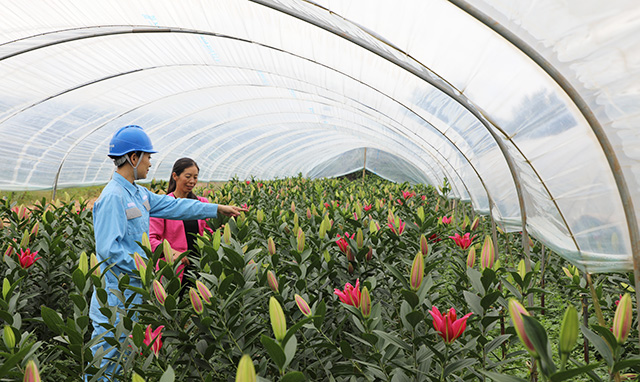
1, 1, 640, 381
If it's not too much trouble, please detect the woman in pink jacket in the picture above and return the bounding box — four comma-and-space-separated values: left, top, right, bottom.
150, 157, 213, 286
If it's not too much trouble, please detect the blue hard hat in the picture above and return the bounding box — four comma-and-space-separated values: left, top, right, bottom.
108, 125, 158, 156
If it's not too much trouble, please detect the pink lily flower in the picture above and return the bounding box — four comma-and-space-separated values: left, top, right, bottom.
429, 306, 473, 344
449, 233, 476, 250
17, 249, 41, 269
402, 190, 416, 199
335, 233, 351, 253
334, 279, 361, 308
387, 217, 406, 236
144, 325, 164, 357
441, 216, 452, 224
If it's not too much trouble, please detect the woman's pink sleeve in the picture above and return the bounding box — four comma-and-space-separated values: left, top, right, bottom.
149, 216, 166, 251
197, 196, 215, 234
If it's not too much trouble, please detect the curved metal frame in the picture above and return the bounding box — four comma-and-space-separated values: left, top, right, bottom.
1, 29, 493, 210
249, 0, 534, 267
448, 0, 640, 348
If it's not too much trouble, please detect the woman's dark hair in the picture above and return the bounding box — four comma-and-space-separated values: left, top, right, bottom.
167, 157, 200, 199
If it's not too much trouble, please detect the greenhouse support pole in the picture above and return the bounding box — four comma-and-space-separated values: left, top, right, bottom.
540, 244, 545, 315
491, 217, 499, 268
362, 147, 367, 185
522, 228, 533, 307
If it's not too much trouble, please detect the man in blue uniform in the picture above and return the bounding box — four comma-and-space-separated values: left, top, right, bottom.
88, 125, 247, 379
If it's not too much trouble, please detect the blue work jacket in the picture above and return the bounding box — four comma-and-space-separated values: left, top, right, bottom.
90, 172, 218, 322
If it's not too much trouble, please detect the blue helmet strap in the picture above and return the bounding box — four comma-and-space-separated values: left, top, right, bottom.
125, 151, 143, 180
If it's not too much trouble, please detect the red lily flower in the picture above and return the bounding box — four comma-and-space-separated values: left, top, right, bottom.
428, 233, 442, 243
144, 325, 164, 357
335, 233, 352, 253
449, 233, 476, 250
387, 217, 405, 236
17, 248, 41, 269
363, 204, 372, 211
334, 279, 361, 308
402, 190, 416, 199
441, 216, 452, 224
429, 306, 472, 344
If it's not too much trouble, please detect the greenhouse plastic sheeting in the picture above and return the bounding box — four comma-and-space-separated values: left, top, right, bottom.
0, 0, 638, 274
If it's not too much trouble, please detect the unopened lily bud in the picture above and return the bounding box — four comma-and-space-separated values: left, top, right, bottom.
517, 259, 526, 280
223, 224, 231, 245
356, 228, 364, 249
189, 288, 204, 314
410, 252, 424, 291
369, 219, 378, 235
152, 280, 167, 305
417, 206, 425, 222
41, 209, 50, 225
462, 215, 470, 230
78, 251, 88, 275
295, 294, 312, 317
140, 232, 152, 252
133, 252, 147, 285
470, 217, 480, 231
267, 237, 276, 256
30, 222, 39, 240
3, 325, 15, 349
467, 245, 476, 268
346, 247, 355, 262
559, 305, 578, 363
480, 235, 495, 270
2, 278, 10, 299
360, 287, 371, 318
24, 359, 41, 382
348, 263, 354, 274
366, 246, 373, 261
19, 229, 29, 249
267, 270, 279, 293
319, 219, 327, 239
291, 201, 296, 213
323, 250, 331, 263
297, 229, 305, 252
256, 209, 264, 224
235, 354, 256, 382
162, 240, 174, 265
269, 297, 286, 342
613, 293, 633, 344
196, 280, 213, 304
420, 234, 428, 256
213, 229, 221, 251
293, 213, 299, 234
306, 207, 312, 220
508, 299, 537, 357
90, 253, 100, 276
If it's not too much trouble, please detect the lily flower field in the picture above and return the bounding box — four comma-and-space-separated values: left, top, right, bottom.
1, 176, 638, 381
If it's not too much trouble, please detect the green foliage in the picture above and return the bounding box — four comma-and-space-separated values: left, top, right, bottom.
1, 177, 638, 381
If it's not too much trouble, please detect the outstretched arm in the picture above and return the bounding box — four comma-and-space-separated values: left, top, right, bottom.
217, 204, 249, 217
